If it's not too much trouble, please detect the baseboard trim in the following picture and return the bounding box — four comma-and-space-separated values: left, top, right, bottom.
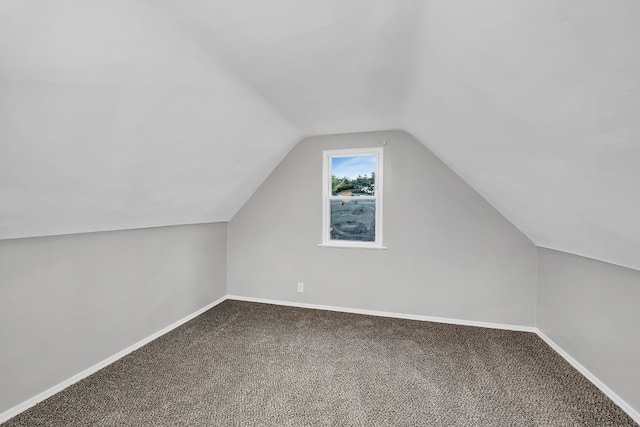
227, 295, 537, 332
3, 295, 637, 425
536, 330, 640, 424
0, 296, 228, 424
229, 295, 639, 423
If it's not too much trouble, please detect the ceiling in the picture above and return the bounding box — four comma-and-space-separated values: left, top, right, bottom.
1, 0, 639, 270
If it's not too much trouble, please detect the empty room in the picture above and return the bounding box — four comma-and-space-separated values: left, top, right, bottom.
1, 0, 639, 426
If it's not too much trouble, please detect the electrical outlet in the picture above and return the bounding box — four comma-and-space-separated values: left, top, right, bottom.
297, 282, 304, 293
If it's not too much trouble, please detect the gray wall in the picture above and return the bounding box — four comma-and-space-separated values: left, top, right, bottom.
228, 130, 536, 326
537, 247, 640, 415
0, 222, 227, 414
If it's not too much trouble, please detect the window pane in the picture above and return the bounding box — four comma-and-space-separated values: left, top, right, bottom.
331, 156, 376, 196
330, 199, 375, 242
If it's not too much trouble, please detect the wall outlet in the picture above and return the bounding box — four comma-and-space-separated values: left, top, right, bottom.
297, 282, 304, 293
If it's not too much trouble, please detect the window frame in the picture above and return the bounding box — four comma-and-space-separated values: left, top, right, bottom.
320, 147, 385, 249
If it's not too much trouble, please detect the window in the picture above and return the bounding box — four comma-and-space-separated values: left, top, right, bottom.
321, 147, 385, 249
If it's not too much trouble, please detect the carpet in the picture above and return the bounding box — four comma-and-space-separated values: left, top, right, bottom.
3, 300, 637, 426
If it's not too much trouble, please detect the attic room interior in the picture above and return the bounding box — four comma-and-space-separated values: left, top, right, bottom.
1, 0, 639, 425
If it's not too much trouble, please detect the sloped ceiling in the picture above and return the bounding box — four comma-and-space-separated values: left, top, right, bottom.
402, 0, 640, 270
1, 0, 639, 270
0, 0, 300, 238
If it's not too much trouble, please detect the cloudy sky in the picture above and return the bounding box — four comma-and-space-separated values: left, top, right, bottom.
331, 155, 375, 179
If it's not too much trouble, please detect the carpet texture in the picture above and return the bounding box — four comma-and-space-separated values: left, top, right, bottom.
3, 300, 637, 426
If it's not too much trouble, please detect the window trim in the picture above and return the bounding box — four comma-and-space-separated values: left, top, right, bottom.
320, 147, 386, 249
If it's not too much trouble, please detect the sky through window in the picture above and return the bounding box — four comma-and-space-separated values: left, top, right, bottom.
331, 156, 376, 179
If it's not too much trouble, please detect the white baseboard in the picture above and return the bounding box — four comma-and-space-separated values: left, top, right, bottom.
229, 295, 639, 424
536, 330, 640, 425
226, 295, 537, 332
0, 296, 228, 424
3, 295, 637, 425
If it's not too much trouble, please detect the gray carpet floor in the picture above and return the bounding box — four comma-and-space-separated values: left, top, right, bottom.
3, 300, 637, 426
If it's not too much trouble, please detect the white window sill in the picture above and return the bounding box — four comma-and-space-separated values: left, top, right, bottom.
317, 243, 388, 250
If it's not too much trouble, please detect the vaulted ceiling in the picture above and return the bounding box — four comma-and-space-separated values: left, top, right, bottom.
1, 0, 639, 270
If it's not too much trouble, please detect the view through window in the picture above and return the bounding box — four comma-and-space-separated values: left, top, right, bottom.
322, 147, 383, 248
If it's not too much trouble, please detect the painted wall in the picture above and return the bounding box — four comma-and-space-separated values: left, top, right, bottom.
228, 130, 536, 326
0, 222, 227, 414
537, 248, 640, 416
